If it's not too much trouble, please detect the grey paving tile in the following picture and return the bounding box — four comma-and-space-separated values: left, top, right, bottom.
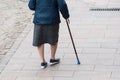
0, 76, 17, 80
82, 48, 116, 54
58, 65, 79, 71
16, 77, 53, 80
54, 71, 74, 77
110, 79, 120, 80
4, 64, 24, 71
37, 70, 74, 77
68, 42, 101, 48
74, 71, 111, 78
100, 43, 120, 49
78, 64, 95, 71
105, 30, 120, 38
91, 78, 109, 80
111, 71, 120, 79
1, 71, 20, 77
54, 77, 90, 80
113, 54, 120, 66
18, 71, 38, 77
95, 65, 120, 72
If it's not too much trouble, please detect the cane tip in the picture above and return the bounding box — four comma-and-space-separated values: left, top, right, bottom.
77, 60, 81, 65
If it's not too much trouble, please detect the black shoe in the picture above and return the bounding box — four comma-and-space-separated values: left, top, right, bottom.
41, 62, 47, 69
50, 59, 60, 65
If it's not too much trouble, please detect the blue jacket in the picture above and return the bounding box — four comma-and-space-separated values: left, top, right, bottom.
28, 0, 70, 25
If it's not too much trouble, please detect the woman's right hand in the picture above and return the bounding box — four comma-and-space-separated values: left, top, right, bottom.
66, 18, 70, 24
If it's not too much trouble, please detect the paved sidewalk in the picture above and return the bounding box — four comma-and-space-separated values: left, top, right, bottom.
0, 0, 120, 80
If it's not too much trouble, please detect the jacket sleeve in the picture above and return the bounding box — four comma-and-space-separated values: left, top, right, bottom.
28, 0, 36, 10
57, 0, 70, 19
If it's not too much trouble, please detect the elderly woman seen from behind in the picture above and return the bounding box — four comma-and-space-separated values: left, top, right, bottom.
28, 0, 70, 69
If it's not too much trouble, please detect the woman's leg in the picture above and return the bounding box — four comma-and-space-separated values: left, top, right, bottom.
38, 44, 46, 62
50, 43, 60, 65
50, 43, 58, 59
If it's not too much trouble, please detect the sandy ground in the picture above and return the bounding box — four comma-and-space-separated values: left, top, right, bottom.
0, 0, 32, 59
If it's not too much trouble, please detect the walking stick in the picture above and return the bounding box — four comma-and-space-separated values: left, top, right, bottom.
66, 21, 81, 65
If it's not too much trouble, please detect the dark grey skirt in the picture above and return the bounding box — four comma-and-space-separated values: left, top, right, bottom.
33, 24, 59, 46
